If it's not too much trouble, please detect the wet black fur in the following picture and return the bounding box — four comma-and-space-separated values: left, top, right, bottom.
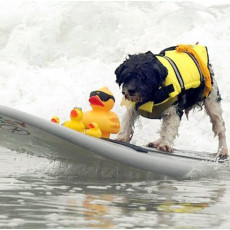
115, 51, 168, 102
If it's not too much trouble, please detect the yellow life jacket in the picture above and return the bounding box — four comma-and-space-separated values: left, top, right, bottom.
137, 44, 212, 119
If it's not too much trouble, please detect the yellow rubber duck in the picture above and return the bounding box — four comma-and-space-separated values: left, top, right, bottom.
82, 86, 120, 138
63, 107, 85, 133
85, 122, 102, 138
51, 116, 60, 124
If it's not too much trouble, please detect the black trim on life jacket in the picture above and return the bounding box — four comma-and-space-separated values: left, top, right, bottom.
159, 46, 177, 56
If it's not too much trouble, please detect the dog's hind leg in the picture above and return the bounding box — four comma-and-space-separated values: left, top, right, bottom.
116, 105, 139, 142
204, 79, 228, 158
148, 106, 180, 152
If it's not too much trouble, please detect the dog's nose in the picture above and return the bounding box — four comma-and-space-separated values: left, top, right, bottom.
128, 89, 136, 96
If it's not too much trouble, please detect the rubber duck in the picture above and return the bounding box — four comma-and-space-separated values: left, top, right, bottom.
51, 116, 60, 124
63, 107, 85, 133
82, 86, 120, 138
85, 122, 102, 138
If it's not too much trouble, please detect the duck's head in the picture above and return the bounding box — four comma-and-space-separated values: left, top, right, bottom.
89, 86, 115, 111
70, 107, 83, 121
51, 116, 60, 124
88, 122, 99, 129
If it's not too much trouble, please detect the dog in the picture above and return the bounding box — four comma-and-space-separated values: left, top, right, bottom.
115, 44, 228, 158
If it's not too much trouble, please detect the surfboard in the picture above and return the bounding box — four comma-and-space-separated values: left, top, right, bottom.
0, 105, 222, 179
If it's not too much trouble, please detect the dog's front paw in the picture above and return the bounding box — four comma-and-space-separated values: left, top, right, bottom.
218, 147, 228, 159
116, 133, 132, 143
147, 138, 173, 153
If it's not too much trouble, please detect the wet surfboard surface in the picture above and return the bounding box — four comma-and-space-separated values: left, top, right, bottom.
0, 105, 222, 179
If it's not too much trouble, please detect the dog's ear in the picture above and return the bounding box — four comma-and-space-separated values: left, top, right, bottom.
115, 64, 125, 87
115, 55, 134, 87
145, 51, 155, 57
151, 60, 168, 86
141, 51, 168, 87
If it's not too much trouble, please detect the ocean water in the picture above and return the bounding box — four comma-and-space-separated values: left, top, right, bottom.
0, 1, 230, 228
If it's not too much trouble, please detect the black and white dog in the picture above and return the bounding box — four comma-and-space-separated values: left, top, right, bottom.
115, 47, 228, 158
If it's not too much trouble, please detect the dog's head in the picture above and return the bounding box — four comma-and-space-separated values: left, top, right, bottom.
115, 51, 168, 104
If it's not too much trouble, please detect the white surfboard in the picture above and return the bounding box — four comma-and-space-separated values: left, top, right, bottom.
0, 105, 221, 179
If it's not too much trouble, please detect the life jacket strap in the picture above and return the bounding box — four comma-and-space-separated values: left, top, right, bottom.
153, 84, 175, 104
135, 84, 175, 110
161, 56, 185, 94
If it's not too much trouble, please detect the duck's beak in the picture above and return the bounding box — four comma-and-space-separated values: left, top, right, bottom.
89, 123, 95, 128
51, 118, 58, 123
89, 96, 104, 107
71, 110, 78, 117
